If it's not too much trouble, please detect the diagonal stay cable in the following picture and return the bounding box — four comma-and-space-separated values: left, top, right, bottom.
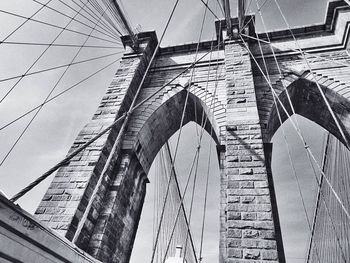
273, 0, 350, 149
239, 34, 350, 222
197, 58, 220, 261
32, 0, 120, 41
56, 0, 120, 37
163, 24, 223, 263
215, 0, 225, 16
304, 137, 348, 262
0, 54, 122, 132
164, 142, 198, 262
161, 145, 201, 263
0, 51, 123, 86
182, 144, 201, 263
1, 0, 54, 43
241, 33, 350, 69
0, 1, 102, 104
182, 2, 216, 259
71, 0, 122, 36
155, 1, 214, 261
97, 0, 128, 33
251, 12, 321, 262
90, 0, 123, 33
239, 0, 270, 34
0, 1, 112, 166
10, 40, 222, 202
9, 56, 121, 202
306, 132, 329, 263
190, 0, 210, 149
198, 129, 213, 263
199, 0, 221, 20
0, 41, 121, 49
102, 0, 130, 34
246, 11, 347, 257
75, 0, 123, 35
0, 10, 121, 47
198, 19, 222, 262
72, 0, 185, 244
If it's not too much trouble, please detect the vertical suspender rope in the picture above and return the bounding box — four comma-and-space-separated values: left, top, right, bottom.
240, 31, 349, 259
251, 18, 320, 262
245, 28, 347, 261
193, 0, 210, 143
165, 142, 198, 262
273, 0, 350, 149
182, 144, 201, 263
253, 0, 302, 132
251, 4, 350, 259
152, 0, 219, 261
161, 11, 223, 261
160, 145, 200, 263
306, 132, 329, 263
303, 138, 348, 262
198, 18, 223, 261
161, 31, 222, 263
239, 34, 350, 222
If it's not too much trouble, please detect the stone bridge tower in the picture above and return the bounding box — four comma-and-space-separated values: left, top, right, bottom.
35, 1, 350, 262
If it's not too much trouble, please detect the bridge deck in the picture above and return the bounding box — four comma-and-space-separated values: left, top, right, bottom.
0, 194, 100, 263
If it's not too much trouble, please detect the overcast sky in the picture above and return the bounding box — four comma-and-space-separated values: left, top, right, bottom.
0, 0, 332, 262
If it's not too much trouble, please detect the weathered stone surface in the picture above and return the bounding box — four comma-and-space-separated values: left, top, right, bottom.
31, 2, 350, 263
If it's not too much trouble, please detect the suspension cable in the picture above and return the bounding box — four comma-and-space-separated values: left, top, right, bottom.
0, 10, 121, 46
165, 142, 198, 262
252, 4, 316, 239
0, 51, 123, 85
0, 5, 119, 104
90, 0, 123, 33
72, 0, 183, 245
32, 0, 120, 41
273, 0, 350, 149
198, 17, 223, 261
1, 0, 54, 43
249, 4, 324, 260
162, 23, 222, 263
0, 41, 121, 49
241, 25, 347, 257
304, 140, 348, 262
160, 147, 201, 263
306, 132, 329, 263
74, 0, 123, 35
10, 40, 222, 201
240, 33, 350, 69
0, 54, 122, 132
239, 34, 350, 222
153, 2, 216, 261
0, 1, 113, 166
239, 0, 270, 33
192, 0, 210, 146
56, 0, 120, 37
199, 0, 221, 20
9, 56, 122, 202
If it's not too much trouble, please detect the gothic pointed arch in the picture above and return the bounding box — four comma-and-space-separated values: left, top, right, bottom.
265, 73, 350, 147
124, 84, 224, 173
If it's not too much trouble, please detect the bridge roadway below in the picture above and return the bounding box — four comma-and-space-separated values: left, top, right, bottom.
0, 194, 100, 263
